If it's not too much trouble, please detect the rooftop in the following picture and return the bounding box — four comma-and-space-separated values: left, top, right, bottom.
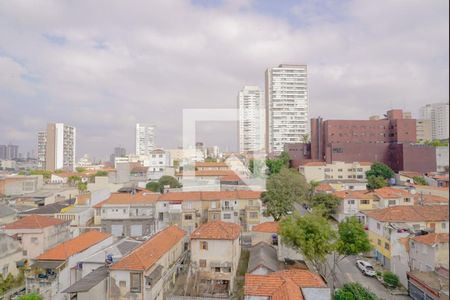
82, 238, 142, 264
110, 225, 185, 271
94, 190, 159, 208
4, 214, 69, 230
334, 190, 374, 200
252, 221, 279, 233
191, 221, 240, 240
247, 242, 279, 274
36, 231, 112, 261
0, 204, 17, 218
414, 194, 448, 205
408, 270, 449, 297
374, 187, 412, 198
63, 266, 108, 293
412, 233, 449, 246
245, 269, 327, 300
19, 199, 75, 215
364, 205, 449, 222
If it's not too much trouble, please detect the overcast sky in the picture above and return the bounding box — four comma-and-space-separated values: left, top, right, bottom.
0, 0, 448, 160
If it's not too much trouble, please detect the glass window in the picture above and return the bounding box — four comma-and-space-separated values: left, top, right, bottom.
130, 273, 141, 293
199, 259, 207, 268
200, 241, 208, 250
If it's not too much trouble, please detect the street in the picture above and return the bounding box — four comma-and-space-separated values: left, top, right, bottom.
293, 202, 411, 300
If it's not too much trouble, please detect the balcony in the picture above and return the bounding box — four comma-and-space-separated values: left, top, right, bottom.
221, 206, 235, 211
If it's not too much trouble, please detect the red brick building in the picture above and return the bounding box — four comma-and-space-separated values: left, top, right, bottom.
310, 109, 436, 173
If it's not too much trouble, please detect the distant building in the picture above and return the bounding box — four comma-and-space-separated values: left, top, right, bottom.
284, 143, 311, 168
136, 123, 155, 156
110, 146, 126, 163
40, 123, 76, 171
311, 109, 436, 173
238, 85, 264, 153
265, 64, 309, 154
299, 161, 372, 182
416, 119, 432, 142
420, 102, 449, 140
0, 144, 19, 160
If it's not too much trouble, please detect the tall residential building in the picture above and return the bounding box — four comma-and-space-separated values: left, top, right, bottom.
110, 147, 126, 163
265, 64, 309, 154
37, 131, 47, 168
238, 86, 264, 153
135, 124, 155, 156
42, 123, 76, 171
420, 102, 449, 140
0, 144, 19, 160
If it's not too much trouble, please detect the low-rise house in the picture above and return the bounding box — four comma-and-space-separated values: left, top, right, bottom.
321, 179, 368, 191
299, 161, 371, 182
247, 242, 280, 275
407, 268, 449, 300
413, 185, 449, 199
63, 238, 142, 300
251, 221, 279, 246
373, 187, 415, 207
414, 194, 448, 206
145, 149, 172, 173
54, 206, 94, 227
27, 231, 113, 300
94, 189, 158, 237
190, 221, 241, 296
244, 269, 330, 300
410, 233, 449, 272
333, 190, 375, 222
0, 175, 43, 196
195, 162, 229, 171
14, 187, 79, 206
109, 225, 186, 300
0, 233, 24, 277
363, 205, 449, 270
18, 198, 75, 217
3, 215, 71, 259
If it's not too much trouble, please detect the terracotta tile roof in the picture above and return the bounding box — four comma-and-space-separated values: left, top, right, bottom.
94, 191, 159, 208
180, 170, 237, 177
414, 185, 449, 192
245, 270, 326, 299
358, 162, 373, 166
201, 191, 240, 200
334, 190, 374, 200
195, 162, 228, 168
36, 231, 112, 261
4, 215, 68, 230
76, 193, 91, 205
158, 192, 202, 202
252, 222, 279, 233
400, 171, 422, 178
414, 194, 448, 205
315, 183, 334, 192
110, 225, 185, 271
412, 233, 449, 246
191, 221, 240, 240
364, 205, 449, 222
130, 166, 148, 173
374, 187, 411, 198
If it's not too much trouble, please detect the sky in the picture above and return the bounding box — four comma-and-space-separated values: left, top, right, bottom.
0, 0, 448, 160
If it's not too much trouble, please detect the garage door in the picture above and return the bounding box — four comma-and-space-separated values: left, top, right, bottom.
130, 225, 143, 237
111, 224, 124, 236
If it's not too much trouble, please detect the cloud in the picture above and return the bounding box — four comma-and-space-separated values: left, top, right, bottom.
0, 0, 447, 160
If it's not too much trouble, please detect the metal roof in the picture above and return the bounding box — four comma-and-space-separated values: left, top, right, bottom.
63, 266, 108, 293
247, 242, 279, 274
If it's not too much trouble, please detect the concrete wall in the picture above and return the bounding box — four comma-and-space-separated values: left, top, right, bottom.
0, 234, 23, 277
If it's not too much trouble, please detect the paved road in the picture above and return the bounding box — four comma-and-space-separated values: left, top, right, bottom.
293, 202, 411, 300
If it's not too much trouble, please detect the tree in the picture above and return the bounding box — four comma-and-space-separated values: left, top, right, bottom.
77, 182, 88, 193
75, 167, 86, 173
306, 181, 320, 205
365, 162, 394, 180
366, 175, 387, 191
413, 176, 428, 186
146, 182, 161, 192
280, 212, 336, 274
30, 169, 52, 180
95, 170, 108, 176
334, 283, 378, 300
423, 139, 449, 147
262, 168, 308, 221
383, 271, 400, 288
158, 176, 182, 190
19, 294, 43, 300
265, 151, 290, 175
336, 217, 372, 256
68, 175, 82, 186
249, 159, 265, 177
310, 193, 340, 217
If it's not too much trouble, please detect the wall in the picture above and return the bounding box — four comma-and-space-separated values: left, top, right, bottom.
0, 234, 23, 277
436, 146, 449, 173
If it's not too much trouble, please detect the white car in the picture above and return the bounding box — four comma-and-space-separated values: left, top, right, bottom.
356, 260, 376, 277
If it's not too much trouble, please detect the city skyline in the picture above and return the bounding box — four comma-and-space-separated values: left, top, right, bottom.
0, 0, 448, 159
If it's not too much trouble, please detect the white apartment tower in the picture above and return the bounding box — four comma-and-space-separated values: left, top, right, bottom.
41, 123, 76, 171
238, 86, 264, 153
265, 64, 309, 154
135, 123, 155, 156
420, 102, 449, 140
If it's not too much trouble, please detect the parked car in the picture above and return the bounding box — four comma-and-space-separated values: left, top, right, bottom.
356, 260, 376, 276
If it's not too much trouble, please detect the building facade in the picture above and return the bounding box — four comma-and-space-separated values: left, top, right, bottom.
0, 144, 19, 160
416, 119, 432, 142
265, 64, 309, 154
41, 123, 76, 171
420, 102, 449, 140
238, 85, 264, 153
135, 123, 155, 156
299, 161, 372, 182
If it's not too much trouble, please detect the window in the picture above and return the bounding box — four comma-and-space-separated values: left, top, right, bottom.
348, 200, 355, 205
200, 241, 208, 250
388, 200, 396, 206
384, 243, 390, 250
338, 169, 343, 172
404, 198, 410, 203
248, 200, 254, 206
214, 267, 221, 273
222, 267, 231, 273
377, 223, 381, 230
249, 212, 258, 219
199, 259, 207, 268
159, 212, 164, 221
223, 213, 231, 220
360, 200, 370, 205
184, 214, 193, 220
130, 273, 141, 293
442, 223, 447, 230
211, 201, 217, 209
31, 237, 38, 244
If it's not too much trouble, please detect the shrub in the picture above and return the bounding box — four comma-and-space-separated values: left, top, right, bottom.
334, 282, 378, 300
19, 293, 43, 300
383, 271, 400, 288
